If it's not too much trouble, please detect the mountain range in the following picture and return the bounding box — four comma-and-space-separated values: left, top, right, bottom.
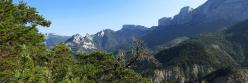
46, 0, 248, 53
143, 0, 248, 47
154, 20, 248, 82
46, 25, 151, 53
45, 33, 70, 48
45, 0, 248, 82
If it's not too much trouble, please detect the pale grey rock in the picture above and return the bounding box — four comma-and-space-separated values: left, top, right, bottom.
196, 0, 248, 23
65, 33, 97, 52
158, 0, 248, 27
65, 25, 151, 53
173, 6, 194, 25
158, 6, 194, 26
153, 64, 215, 83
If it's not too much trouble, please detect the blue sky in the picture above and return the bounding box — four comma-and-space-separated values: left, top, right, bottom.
18, 0, 207, 36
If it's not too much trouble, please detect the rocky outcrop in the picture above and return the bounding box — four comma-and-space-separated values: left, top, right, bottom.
173, 6, 193, 25
158, 6, 193, 26
65, 25, 151, 53
153, 64, 215, 83
143, 0, 248, 47
65, 34, 96, 52
159, 0, 248, 27
195, 0, 248, 23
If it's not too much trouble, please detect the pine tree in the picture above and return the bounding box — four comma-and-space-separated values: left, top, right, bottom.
0, 1, 150, 82
0, 0, 51, 82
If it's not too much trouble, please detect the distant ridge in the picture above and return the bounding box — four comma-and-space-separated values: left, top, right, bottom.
143, 0, 248, 47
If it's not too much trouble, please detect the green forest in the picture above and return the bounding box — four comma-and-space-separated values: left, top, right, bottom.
0, 1, 150, 82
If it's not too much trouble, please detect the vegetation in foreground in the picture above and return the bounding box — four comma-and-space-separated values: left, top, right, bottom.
0, 1, 150, 82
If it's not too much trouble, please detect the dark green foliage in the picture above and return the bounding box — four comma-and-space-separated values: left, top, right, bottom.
153, 34, 242, 81
0, 1, 149, 82
225, 20, 248, 66
155, 37, 238, 68
152, 20, 248, 82
74, 52, 150, 82
47, 44, 74, 82
0, 1, 51, 81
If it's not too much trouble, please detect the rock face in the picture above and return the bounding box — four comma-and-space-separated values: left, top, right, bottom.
65, 25, 151, 53
159, 0, 248, 27
153, 65, 214, 83
159, 6, 193, 26
173, 6, 194, 25
143, 0, 248, 47
65, 34, 96, 52
196, 0, 248, 23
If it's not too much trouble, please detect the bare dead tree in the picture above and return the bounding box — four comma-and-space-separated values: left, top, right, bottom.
124, 38, 161, 68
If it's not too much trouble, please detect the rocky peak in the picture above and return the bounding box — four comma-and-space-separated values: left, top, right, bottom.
84, 33, 92, 39
194, 0, 248, 23
103, 29, 115, 34
81, 35, 96, 50
85, 33, 90, 37
158, 6, 194, 26
98, 30, 105, 37
69, 33, 83, 44
172, 6, 194, 25
72, 33, 82, 38
95, 31, 104, 37
179, 6, 194, 15
121, 25, 148, 31
159, 0, 248, 27
65, 33, 96, 51
82, 33, 93, 42
95, 29, 115, 38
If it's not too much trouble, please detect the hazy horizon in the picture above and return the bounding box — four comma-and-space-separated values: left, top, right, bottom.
19, 0, 207, 36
